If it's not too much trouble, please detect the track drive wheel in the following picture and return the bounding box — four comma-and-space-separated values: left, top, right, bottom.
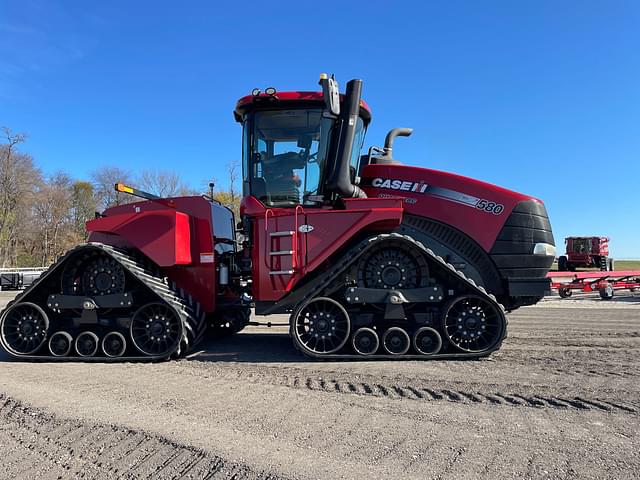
356, 242, 429, 290
291, 297, 350, 356
130, 303, 183, 357
0, 302, 49, 355
442, 295, 506, 354
62, 250, 126, 296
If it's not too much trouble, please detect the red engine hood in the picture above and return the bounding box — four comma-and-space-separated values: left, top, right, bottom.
360, 164, 539, 252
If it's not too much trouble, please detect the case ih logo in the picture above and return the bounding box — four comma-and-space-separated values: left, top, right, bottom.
371, 177, 428, 193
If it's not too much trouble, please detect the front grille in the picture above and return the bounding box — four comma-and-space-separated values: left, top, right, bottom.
490, 200, 555, 278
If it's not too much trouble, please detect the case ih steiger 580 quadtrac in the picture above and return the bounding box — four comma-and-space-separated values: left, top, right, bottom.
0, 75, 556, 361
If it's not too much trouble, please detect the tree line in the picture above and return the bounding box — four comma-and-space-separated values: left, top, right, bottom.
0, 127, 240, 268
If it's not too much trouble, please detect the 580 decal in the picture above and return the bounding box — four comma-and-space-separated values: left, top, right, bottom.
475, 199, 504, 215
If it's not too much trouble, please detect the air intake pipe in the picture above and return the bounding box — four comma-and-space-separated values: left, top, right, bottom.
370, 128, 413, 165
383, 128, 413, 157
325, 79, 367, 199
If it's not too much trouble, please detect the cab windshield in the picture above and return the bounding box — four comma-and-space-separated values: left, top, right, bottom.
243, 109, 333, 207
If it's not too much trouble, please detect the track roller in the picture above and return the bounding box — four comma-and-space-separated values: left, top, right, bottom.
75, 331, 99, 357
0, 302, 49, 356
382, 327, 410, 355
102, 331, 127, 358
352, 327, 379, 356
291, 297, 351, 356
49, 332, 73, 357
413, 327, 442, 355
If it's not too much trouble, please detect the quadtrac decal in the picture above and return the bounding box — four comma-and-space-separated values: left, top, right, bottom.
370, 177, 505, 215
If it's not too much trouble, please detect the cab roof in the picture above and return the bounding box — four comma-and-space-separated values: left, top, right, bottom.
234, 91, 372, 124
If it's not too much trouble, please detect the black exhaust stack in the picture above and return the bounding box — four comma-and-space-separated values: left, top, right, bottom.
325, 79, 367, 199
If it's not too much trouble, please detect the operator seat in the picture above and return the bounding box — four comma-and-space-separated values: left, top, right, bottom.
252, 177, 269, 204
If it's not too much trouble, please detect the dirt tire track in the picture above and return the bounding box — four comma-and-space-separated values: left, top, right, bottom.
0, 293, 639, 479
182, 361, 638, 414
0, 393, 291, 480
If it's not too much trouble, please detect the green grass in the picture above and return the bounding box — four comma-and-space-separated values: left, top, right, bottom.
614, 260, 640, 270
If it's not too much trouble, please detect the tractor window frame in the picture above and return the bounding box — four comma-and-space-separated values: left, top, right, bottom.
242, 108, 333, 208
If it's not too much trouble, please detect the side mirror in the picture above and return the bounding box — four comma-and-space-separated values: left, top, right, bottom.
320, 74, 340, 116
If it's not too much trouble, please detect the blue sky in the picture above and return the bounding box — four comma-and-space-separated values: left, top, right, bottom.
1, 1, 639, 257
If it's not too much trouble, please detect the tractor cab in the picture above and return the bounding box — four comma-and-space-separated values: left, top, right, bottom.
233, 77, 405, 303
235, 77, 372, 209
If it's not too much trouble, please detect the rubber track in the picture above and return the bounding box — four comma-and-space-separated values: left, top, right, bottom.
0, 393, 287, 480
0, 242, 206, 362
287, 232, 508, 360
185, 364, 639, 415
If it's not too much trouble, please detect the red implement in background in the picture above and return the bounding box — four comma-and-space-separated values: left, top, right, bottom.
547, 271, 640, 300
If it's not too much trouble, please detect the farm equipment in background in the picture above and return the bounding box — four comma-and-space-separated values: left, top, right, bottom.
0, 268, 45, 291
558, 236, 613, 271
0, 273, 22, 291
0, 74, 556, 362
548, 271, 640, 300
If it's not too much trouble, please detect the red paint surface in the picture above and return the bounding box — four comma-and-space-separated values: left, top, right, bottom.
242, 196, 403, 301
547, 271, 640, 293
87, 196, 219, 312
547, 271, 640, 280
361, 164, 537, 252
87, 210, 192, 266
235, 91, 372, 122
564, 237, 609, 260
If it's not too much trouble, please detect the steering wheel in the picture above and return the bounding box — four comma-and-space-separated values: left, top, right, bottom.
302, 190, 320, 203
303, 150, 318, 163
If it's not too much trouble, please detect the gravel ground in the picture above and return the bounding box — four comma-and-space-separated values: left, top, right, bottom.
0, 290, 638, 479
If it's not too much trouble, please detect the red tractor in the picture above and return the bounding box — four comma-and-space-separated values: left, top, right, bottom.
558, 236, 613, 272
0, 75, 555, 361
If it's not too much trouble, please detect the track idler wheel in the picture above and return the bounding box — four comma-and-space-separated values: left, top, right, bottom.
412, 327, 442, 355
102, 331, 127, 358
382, 327, 410, 355
0, 302, 49, 355
291, 297, 351, 355
130, 302, 182, 357
352, 327, 379, 356
75, 331, 99, 357
49, 331, 73, 357
442, 295, 506, 354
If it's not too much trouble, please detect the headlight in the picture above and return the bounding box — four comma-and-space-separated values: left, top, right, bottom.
533, 243, 556, 256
